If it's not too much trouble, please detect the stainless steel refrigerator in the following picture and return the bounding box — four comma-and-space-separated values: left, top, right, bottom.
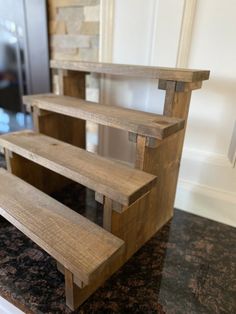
0, 0, 50, 132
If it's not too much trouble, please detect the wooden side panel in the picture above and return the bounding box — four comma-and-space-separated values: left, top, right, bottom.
133, 89, 192, 232
97, 88, 192, 275
72, 85, 194, 308
111, 192, 151, 259
71, 192, 151, 308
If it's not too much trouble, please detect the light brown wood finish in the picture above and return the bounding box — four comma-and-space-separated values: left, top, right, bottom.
0, 168, 124, 286
70, 77, 207, 309
4, 149, 71, 194
51, 60, 210, 82
65, 269, 75, 310
4, 60, 209, 310
103, 197, 113, 232
0, 131, 157, 207
57, 262, 84, 289
33, 107, 85, 148
131, 83, 194, 234
135, 135, 147, 169
32, 70, 86, 148
162, 81, 177, 116
23, 94, 185, 140
158, 79, 202, 92
58, 70, 87, 98
20, 70, 87, 194
69, 191, 152, 309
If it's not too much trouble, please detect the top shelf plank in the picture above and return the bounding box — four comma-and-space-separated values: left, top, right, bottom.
50, 60, 210, 82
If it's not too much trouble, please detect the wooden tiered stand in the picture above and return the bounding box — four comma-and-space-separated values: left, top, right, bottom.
0, 61, 210, 310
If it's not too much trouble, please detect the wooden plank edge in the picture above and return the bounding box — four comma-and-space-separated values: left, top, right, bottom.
50, 60, 210, 82
0, 135, 156, 207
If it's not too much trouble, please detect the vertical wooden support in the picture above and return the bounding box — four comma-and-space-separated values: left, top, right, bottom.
61, 70, 86, 148
133, 81, 193, 231
103, 197, 112, 231
135, 135, 147, 169
4, 149, 13, 172
163, 81, 177, 116
65, 268, 76, 310
58, 70, 86, 99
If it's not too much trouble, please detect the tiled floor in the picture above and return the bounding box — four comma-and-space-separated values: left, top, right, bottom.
0, 153, 235, 314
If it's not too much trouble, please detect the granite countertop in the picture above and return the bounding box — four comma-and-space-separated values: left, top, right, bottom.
0, 155, 235, 313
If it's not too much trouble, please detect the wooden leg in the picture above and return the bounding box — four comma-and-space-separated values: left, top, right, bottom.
72, 243, 124, 309
103, 197, 112, 231
95, 191, 104, 204
57, 262, 84, 289
65, 268, 76, 310
4, 149, 13, 172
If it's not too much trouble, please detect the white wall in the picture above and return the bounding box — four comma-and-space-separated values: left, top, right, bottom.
100, 0, 183, 161
100, 0, 236, 226
175, 0, 236, 227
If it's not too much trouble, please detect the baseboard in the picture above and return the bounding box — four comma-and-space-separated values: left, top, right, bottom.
0, 296, 23, 314
182, 147, 231, 168
175, 179, 236, 227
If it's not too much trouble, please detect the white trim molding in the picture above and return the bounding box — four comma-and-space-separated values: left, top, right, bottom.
98, 0, 115, 155
176, 147, 236, 227
182, 147, 231, 168
0, 296, 24, 314
176, 179, 236, 227
99, 0, 114, 63
176, 0, 197, 67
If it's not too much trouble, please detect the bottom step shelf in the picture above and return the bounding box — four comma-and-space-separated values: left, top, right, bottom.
0, 168, 124, 290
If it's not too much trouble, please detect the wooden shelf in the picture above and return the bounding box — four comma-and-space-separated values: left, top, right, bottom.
50, 60, 210, 82
0, 131, 157, 207
23, 94, 185, 140
0, 168, 124, 285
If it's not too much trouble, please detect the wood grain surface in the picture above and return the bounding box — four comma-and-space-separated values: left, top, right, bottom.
23, 94, 185, 140
50, 60, 210, 82
0, 168, 124, 285
0, 131, 156, 206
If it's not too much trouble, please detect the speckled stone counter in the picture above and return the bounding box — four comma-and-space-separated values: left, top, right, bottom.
0, 155, 235, 313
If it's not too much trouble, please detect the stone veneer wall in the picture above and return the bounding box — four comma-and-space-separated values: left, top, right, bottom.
48, 0, 100, 62
47, 1, 101, 152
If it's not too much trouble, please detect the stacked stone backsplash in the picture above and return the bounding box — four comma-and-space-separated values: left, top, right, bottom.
48, 1, 100, 152
48, 0, 100, 62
